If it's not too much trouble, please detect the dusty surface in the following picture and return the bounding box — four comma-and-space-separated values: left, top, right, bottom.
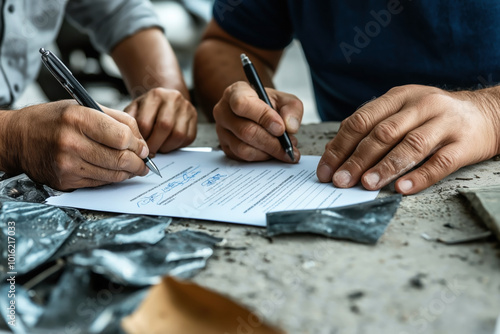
168, 122, 500, 334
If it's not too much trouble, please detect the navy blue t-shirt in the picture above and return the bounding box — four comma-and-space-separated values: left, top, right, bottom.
213, 0, 500, 121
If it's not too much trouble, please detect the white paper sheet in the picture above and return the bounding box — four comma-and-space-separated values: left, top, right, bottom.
45, 151, 379, 226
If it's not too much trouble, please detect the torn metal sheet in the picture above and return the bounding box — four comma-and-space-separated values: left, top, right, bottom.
266, 194, 402, 244
122, 276, 284, 334
0, 199, 171, 276
0, 200, 84, 275
0, 229, 221, 333
459, 186, 500, 241
69, 230, 222, 286
1, 265, 149, 334
52, 214, 172, 260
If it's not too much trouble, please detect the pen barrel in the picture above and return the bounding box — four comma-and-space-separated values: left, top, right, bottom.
243, 64, 274, 107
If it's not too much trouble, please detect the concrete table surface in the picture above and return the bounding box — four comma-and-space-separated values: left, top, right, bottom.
169, 122, 500, 334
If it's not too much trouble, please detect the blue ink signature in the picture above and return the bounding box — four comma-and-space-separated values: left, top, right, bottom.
201, 173, 227, 187
136, 167, 201, 207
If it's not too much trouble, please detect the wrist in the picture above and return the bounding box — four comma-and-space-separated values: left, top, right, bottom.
452, 87, 500, 155
0, 109, 22, 175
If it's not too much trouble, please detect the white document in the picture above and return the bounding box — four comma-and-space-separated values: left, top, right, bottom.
45, 151, 379, 227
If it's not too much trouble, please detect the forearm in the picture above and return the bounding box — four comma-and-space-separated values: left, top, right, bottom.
193, 39, 276, 121
0, 109, 21, 175
111, 28, 189, 99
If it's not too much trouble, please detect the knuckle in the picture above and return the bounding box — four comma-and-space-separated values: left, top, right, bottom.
149, 87, 165, 99
136, 118, 149, 131
371, 120, 399, 145
156, 118, 174, 132
387, 85, 413, 96
231, 95, 252, 115
115, 125, 132, 150
234, 142, 256, 161
403, 131, 429, 156
111, 170, 130, 183
432, 152, 459, 172
343, 111, 372, 135
115, 151, 130, 170
239, 123, 260, 143
344, 156, 364, 172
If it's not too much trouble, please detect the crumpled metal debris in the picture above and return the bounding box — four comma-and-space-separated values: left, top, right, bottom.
0, 200, 171, 276
69, 230, 222, 286
266, 194, 402, 244
0, 173, 222, 333
1, 265, 150, 334
0, 200, 85, 274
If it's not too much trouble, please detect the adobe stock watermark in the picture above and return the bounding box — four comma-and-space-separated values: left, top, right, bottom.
5, 220, 17, 328
213, 0, 243, 22
340, 0, 411, 64
400, 277, 466, 334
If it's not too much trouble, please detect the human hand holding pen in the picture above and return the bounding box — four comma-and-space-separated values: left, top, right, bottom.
0, 100, 151, 191
213, 81, 303, 163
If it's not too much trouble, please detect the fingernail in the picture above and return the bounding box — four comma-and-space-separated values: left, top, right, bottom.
317, 163, 333, 182
333, 170, 351, 187
399, 179, 413, 193
364, 172, 381, 188
140, 145, 148, 159
269, 122, 282, 136
287, 117, 300, 132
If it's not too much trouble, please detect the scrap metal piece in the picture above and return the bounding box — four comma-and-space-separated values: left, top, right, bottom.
266, 194, 402, 244
0, 200, 84, 275
459, 186, 500, 241
52, 214, 172, 260
69, 230, 222, 286
1, 265, 149, 333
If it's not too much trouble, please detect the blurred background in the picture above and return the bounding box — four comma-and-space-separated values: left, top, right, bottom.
14, 0, 320, 124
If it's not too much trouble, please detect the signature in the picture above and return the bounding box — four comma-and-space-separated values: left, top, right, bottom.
201, 173, 227, 187
136, 168, 201, 207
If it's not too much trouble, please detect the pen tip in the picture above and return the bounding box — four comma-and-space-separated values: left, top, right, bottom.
287, 149, 295, 162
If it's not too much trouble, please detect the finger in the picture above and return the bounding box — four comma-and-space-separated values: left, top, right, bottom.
130, 95, 162, 140
82, 107, 149, 160
124, 101, 138, 118
216, 125, 272, 162
144, 100, 176, 154
331, 107, 428, 188
101, 106, 145, 141
394, 143, 465, 195
228, 82, 286, 136
360, 117, 448, 190
71, 135, 149, 176
159, 105, 198, 153
58, 161, 135, 190
217, 106, 293, 162
275, 93, 303, 134
317, 87, 409, 183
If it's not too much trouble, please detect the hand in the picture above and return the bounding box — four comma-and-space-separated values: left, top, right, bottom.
1, 100, 150, 190
213, 81, 303, 162
316, 85, 500, 194
124, 87, 197, 155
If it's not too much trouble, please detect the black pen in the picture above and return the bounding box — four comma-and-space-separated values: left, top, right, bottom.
39, 48, 162, 178
240, 53, 295, 162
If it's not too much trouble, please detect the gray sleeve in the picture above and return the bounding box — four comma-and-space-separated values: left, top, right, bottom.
65, 0, 164, 54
